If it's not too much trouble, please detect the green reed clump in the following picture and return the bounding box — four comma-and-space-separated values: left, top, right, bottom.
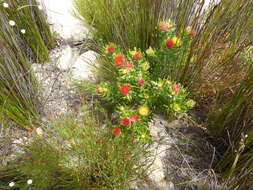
206, 66, 253, 190
0, 106, 150, 190
0, 0, 55, 62
73, 0, 173, 51
0, 13, 40, 129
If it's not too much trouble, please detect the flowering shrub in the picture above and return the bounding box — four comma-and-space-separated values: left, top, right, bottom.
89, 33, 195, 141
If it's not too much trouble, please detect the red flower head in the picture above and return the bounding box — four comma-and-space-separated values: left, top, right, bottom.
120, 84, 131, 95
165, 39, 174, 48
120, 117, 131, 126
137, 79, 145, 86
106, 44, 116, 54
114, 54, 125, 66
189, 31, 196, 38
123, 62, 134, 70
173, 83, 181, 94
112, 127, 121, 135
133, 52, 142, 60
130, 114, 139, 123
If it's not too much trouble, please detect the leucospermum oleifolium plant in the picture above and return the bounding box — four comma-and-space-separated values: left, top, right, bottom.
90, 41, 195, 141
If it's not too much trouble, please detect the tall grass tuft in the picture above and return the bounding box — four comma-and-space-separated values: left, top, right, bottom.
206, 66, 253, 189
0, 13, 40, 129
0, 0, 55, 62
0, 106, 150, 189
73, 0, 173, 51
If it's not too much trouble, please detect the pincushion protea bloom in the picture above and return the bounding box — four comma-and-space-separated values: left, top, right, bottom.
114, 54, 125, 66
120, 84, 131, 95
159, 21, 169, 31
137, 79, 145, 86
113, 127, 121, 135
173, 104, 181, 112
165, 39, 174, 48
133, 52, 142, 60
106, 43, 116, 54
138, 105, 150, 116
123, 62, 134, 70
172, 83, 181, 94
120, 117, 131, 126
130, 114, 139, 123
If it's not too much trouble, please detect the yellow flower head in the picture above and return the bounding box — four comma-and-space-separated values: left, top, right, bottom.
146, 47, 155, 56
173, 104, 181, 112
119, 106, 125, 111
157, 82, 163, 88
144, 94, 149, 99
172, 37, 181, 46
186, 99, 196, 108
166, 80, 172, 85
121, 69, 129, 74
138, 105, 150, 116
103, 88, 108, 93
141, 61, 150, 71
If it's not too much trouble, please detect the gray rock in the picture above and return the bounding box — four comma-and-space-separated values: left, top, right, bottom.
133, 115, 217, 190
71, 50, 98, 81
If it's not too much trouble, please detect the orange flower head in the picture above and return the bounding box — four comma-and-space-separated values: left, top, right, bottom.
106, 44, 116, 54
133, 52, 142, 60
120, 84, 131, 95
173, 83, 181, 94
114, 54, 125, 66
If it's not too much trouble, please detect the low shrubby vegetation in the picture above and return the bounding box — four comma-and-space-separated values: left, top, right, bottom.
0, 0, 252, 189
0, 106, 151, 190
